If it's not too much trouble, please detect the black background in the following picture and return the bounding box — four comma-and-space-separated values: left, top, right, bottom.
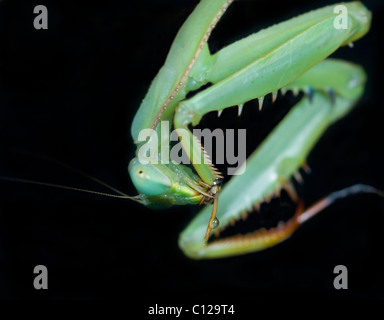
0, 0, 383, 303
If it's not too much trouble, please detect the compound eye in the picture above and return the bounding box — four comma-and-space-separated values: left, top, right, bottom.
128, 158, 172, 196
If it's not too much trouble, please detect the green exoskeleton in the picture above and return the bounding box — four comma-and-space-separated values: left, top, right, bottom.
128, 0, 374, 259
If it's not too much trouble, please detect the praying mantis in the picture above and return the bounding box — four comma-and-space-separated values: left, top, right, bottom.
1, 0, 384, 301
126, 0, 381, 259
1, 1, 379, 264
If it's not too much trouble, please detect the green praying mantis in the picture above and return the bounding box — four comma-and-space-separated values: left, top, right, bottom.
126, 0, 381, 259
3, 1, 379, 260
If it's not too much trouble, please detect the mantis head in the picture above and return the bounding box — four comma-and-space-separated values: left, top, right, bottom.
128, 158, 172, 197
128, 157, 208, 208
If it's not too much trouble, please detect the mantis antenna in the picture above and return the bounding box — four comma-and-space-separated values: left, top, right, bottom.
0, 176, 142, 202
0, 150, 143, 203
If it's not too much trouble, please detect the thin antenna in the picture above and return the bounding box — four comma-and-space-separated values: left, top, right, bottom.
1, 149, 143, 203
0, 176, 143, 203
9, 149, 128, 196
